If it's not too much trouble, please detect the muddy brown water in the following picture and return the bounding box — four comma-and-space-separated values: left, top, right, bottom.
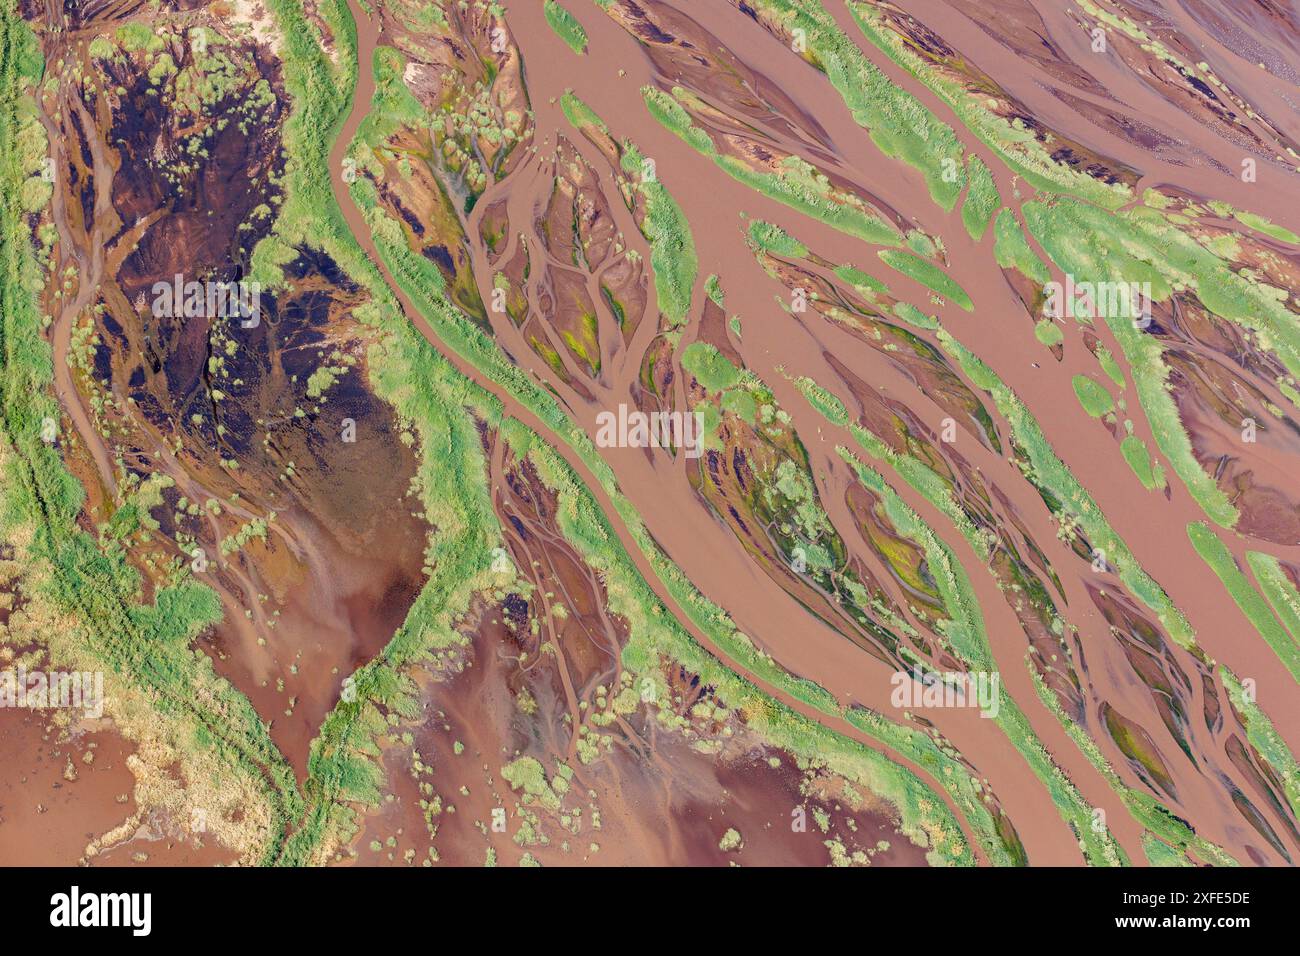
441, 0, 1296, 862
332, 0, 1014, 863
21, 0, 1300, 865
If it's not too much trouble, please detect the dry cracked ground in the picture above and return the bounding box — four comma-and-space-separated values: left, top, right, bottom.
1, 0, 1299, 868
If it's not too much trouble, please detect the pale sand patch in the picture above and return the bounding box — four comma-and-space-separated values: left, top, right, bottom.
231, 0, 284, 57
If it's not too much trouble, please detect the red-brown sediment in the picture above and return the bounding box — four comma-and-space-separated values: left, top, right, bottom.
20, 0, 1300, 865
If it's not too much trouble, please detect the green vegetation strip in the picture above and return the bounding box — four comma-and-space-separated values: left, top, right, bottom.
313, 11, 1017, 866
834, 263, 888, 295
747, 219, 809, 259
790, 379, 1229, 866
347, 59, 1046, 865
1028, 664, 1237, 866
751, 0, 1299, 535
1222, 670, 1300, 821
1186, 525, 1300, 683
615, 136, 697, 328
246, 0, 521, 862
709, 0, 967, 210
543, 0, 587, 54
552, 92, 702, 325
791, 376, 991, 560
992, 209, 1050, 285
1119, 434, 1164, 491
1024, 196, 1300, 526
1245, 552, 1300, 649
559, 88, 606, 132
837, 0, 1300, 529
845, 0, 1129, 209
877, 249, 972, 311
518, 423, 1002, 865
1, 1, 303, 862
1071, 374, 1113, 418
961, 156, 999, 240
838, 449, 1127, 866
642, 86, 900, 246
1234, 211, 1300, 245
937, 329, 1197, 649
1034, 320, 1062, 347
878, 247, 972, 310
